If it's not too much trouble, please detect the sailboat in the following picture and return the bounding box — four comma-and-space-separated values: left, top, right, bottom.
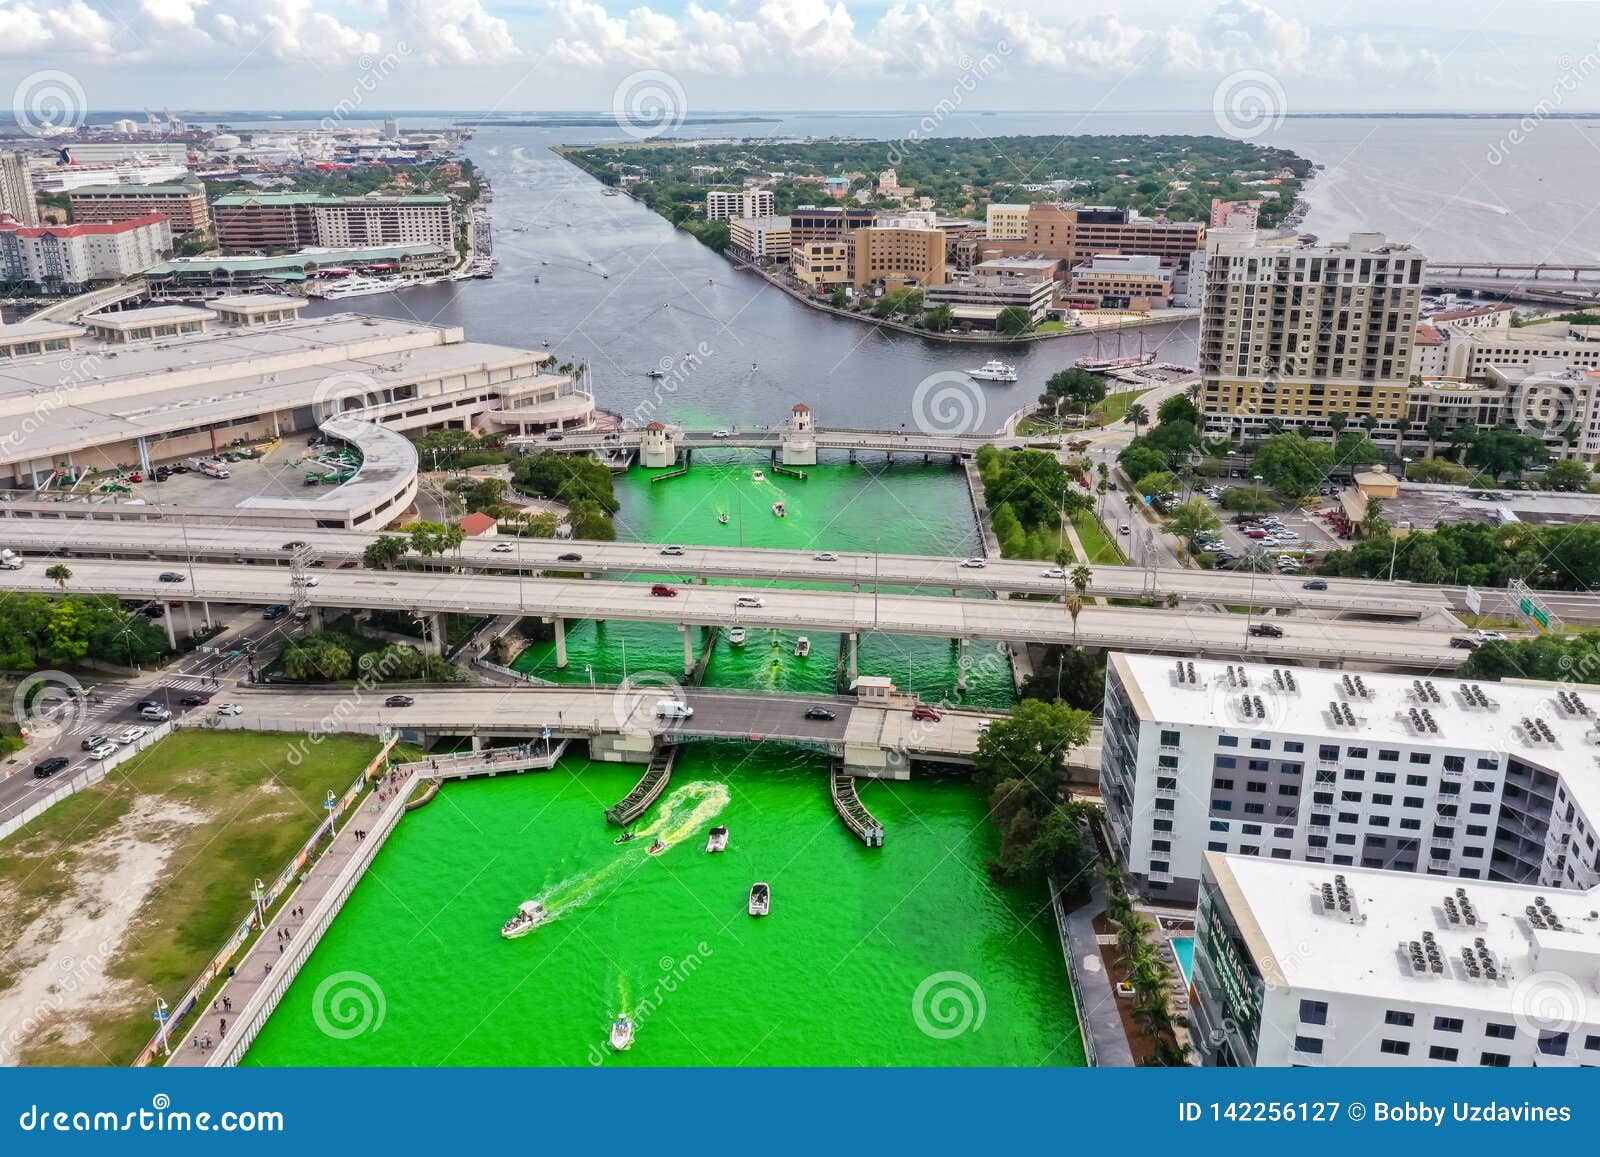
1075, 329, 1155, 372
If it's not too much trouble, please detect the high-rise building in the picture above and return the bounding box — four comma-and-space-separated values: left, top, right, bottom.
1193, 852, 1600, 1067
788, 206, 875, 247
384, 116, 401, 141
0, 151, 39, 227
704, 189, 774, 222
0, 213, 173, 291
69, 182, 211, 235
212, 192, 456, 254
1198, 230, 1424, 442
985, 203, 1030, 241
851, 217, 946, 291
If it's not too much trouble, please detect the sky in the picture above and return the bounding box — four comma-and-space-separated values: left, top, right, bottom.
3, 0, 1600, 116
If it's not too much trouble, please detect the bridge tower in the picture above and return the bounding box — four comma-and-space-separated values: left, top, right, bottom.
640, 421, 677, 468
782, 402, 817, 466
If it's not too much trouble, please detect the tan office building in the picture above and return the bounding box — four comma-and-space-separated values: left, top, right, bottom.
852, 219, 946, 291
1199, 230, 1424, 442
985, 203, 1204, 268
985, 203, 1030, 241
727, 216, 791, 262
792, 241, 852, 290
0, 151, 38, 227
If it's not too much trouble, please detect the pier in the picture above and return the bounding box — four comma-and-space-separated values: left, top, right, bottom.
770, 464, 808, 481
831, 769, 885, 846
605, 743, 677, 825
397, 740, 569, 781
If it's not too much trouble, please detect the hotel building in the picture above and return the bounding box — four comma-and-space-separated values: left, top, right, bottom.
791, 241, 852, 291
985, 203, 1030, 240
0, 151, 39, 227
727, 216, 791, 263
704, 189, 774, 222
213, 192, 456, 254
0, 213, 173, 291
852, 217, 946, 291
69, 182, 211, 235
1198, 230, 1424, 442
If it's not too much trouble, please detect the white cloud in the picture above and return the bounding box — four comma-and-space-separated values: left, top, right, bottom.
0, 0, 116, 57
382, 0, 521, 66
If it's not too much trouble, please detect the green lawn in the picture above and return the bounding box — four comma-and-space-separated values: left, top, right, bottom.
0, 730, 386, 1065
1071, 509, 1128, 565
1090, 388, 1147, 427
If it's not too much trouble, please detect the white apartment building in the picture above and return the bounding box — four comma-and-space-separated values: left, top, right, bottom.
985, 203, 1030, 240
704, 189, 774, 222
727, 215, 791, 262
1427, 302, 1514, 331
1198, 230, 1424, 442
0, 213, 172, 291
1431, 319, 1600, 380
311, 196, 455, 250
1193, 852, 1600, 1067
1101, 653, 1600, 903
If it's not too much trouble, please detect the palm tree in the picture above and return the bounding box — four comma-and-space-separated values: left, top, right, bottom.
1328, 411, 1349, 439
1070, 564, 1094, 596
45, 564, 71, 592
1114, 911, 1155, 959
1066, 593, 1083, 642
1394, 416, 1412, 459
1125, 402, 1150, 437
1424, 415, 1447, 459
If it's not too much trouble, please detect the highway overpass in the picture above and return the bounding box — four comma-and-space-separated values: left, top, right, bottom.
0, 518, 1498, 621
0, 557, 1474, 670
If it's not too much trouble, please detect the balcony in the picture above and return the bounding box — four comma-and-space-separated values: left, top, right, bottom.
1153, 784, 1180, 800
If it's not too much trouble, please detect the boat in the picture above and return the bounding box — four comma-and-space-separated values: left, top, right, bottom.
319, 276, 397, 300
645, 369, 666, 379
613, 830, 638, 845
647, 837, 668, 856
500, 900, 547, 939
748, 882, 771, 917
706, 825, 729, 853
717, 512, 730, 524
751, 470, 766, 483
728, 627, 746, 646
772, 502, 786, 518
609, 1016, 634, 1051
1075, 331, 1156, 372
968, 359, 1019, 382
794, 636, 810, 658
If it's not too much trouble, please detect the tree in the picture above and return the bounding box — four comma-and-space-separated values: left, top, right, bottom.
1070, 564, 1094, 596
1394, 416, 1412, 458
45, 564, 72, 593
1328, 411, 1349, 439
971, 698, 1092, 797
1253, 432, 1335, 498
405, 521, 453, 558
996, 305, 1033, 335
1466, 427, 1546, 480
1156, 394, 1200, 426
923, 303, 954, 332
1117, 443, 1168, 483
1424, 415, 1448, 459
1541, 458, 1592, 492
1065, 593, 1083, 642
1406, 457, 1471, 485
362, 536, 410, 570
1042, 367, 1107, 411
1125, 402, 1150, 437
828, 287, 849, 308
1167, 498, 1221, 546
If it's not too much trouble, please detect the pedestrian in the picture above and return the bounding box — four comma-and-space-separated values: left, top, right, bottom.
213, 999, 220, 1012
278, 944, 284, 954
223, 997, 231, 1011
220, 1021, 227, 1037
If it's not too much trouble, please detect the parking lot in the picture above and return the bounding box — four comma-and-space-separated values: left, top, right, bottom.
120, 436, 334, 509
1190, 483, 1352, 572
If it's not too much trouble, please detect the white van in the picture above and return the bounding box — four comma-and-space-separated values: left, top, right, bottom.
654, 699, 694, 719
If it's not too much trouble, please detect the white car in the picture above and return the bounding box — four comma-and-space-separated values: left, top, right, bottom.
87, 742, 117, 759
1041, 567, 1066, 579
115, 726, 149, 745
961, 558, 987, 569
661, 545, 687, 556
813, 552, 838, 562
734, 595, 765, 608
712, 430, 730, 439
303, 576, 320, 586
216, 703, 242, 716
1476, 629, 1509, 642
491, 542, 514, 553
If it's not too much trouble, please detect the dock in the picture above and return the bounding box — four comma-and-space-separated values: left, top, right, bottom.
396, 740, 568, 781
770, 464, 808, 480
831, 770, 884, 846
605, 743, 677, 825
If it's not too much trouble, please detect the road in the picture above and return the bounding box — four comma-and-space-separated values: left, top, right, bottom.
0, 557, 1475, 670
0, 519, 1471, 618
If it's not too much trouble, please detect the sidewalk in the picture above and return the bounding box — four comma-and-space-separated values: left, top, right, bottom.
1059, 878, 1136, 1067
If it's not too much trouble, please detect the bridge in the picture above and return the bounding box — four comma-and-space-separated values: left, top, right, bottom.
0, 518, 1530, 622
1427, 261, 1600, 282
0, 557, 1474, 670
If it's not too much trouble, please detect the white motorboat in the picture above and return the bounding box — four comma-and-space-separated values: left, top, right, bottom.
748, 882, 771, 917
794, 636, 810, 658
751, 470, 766, 483
610, 1016, 634, 1051
319, 276, 397, 300
501, 900, 547, 939
968, 359, 1019, 382
772, 501, 786, 518
706, 825, 729, 853
728, 627, 747, 646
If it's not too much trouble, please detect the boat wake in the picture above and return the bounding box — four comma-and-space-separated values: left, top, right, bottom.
630, 780, 731, 848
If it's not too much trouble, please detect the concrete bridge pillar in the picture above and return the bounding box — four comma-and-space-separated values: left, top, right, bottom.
137, 436, 152, 474
681, 624, 694, 676
554, 616, 567, 668
427, 612, 444, 656
470, 734, 483, 753
181, 601, 194, 639
848, 632, 858, 681
957, 637, 970, 692
309, 606, 323, 631
848, 449, 857, 465
162, 605, 176, 650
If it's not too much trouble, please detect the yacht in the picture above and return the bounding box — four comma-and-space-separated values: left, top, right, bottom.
501, 900, 547, 939
794, 637, 810, 658
751, 470, 766, 483
968, 359, 1019, 382
706, 825, 729, 853
609, 1016, 634, 1051
319, 276, 397, 300
748, 882, 771, 917
772, 501, 786, 518
728, 627, 747, 646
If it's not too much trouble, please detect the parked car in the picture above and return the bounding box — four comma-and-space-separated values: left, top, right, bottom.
556, 553, 583, 563
650, 584, 678, 597
660, 545, 686, 556
910, 705, 943, 722
158, 571, 185, 583
1451, 637, 1481, 651
33, 756, 69, 778
734, 595, 765, 608
385, 694, 415, 708
803, 707, 836, 721
1248, 623, 1285, 638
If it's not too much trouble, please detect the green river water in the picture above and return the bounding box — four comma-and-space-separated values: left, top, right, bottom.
243, 451, 1083, 1065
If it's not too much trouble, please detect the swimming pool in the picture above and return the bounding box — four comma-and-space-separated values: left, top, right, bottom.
1172, 937, 1195, 984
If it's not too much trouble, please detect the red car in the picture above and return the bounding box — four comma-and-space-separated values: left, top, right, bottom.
650, 584, 678, 597
911, 705, 942, 722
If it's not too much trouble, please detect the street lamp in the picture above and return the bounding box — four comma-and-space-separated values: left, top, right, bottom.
585, 664, 595, 690
154, 997, 171, 1056
251, 878, 266, 926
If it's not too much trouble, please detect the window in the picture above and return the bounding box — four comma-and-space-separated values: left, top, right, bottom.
1295, 1036, 1325, 1055
1403, 797, 1424, 808
1250, 737, 1272, 750
1246, 781, 1268, 793
1485, 1023, 1515, 1040
1213, 778, 1235, 791
1375, 771, 1396, 784
1379, 749, 1399, 762
1215, 756, 1238, 769
1539, 1031, 1569, 1057
1218, 735, 1238, 748
1341, 791, 1362, 803
1307, 834, 1328, 848
1385, 1010, 1415, 1028
1585, 1034, 1600, 1051
1428, 1045, 1458, 1062
1207, 841, 1228, 852
1211, 800, 1233, 811
1444, 756, 1465, 773
1279, 784, 1300, 796
1380, 1039, 1411, 1056
1150, 839, 1171, 853
1299, 999, 1328, 1025
1344, 769, 1366, 781
1153, 819, 1173, 832
1409, 753, 1431, 765
1346, 747, 1369, 760
1479, 1052, 1511, 1068
1160, 730, 1180, 748
1434, 1016, 1463, 1033
1284, 741, 1304, 753
1209, 820, 1230, 832
1318, 744, 1339, 761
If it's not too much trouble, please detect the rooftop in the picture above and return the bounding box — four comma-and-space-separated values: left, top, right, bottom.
143, 243, 449, 276
1207, 852, 1600, 1014
210, 293, 306, 312
212, 192, 452, 206
0, 213, 169, 238
84, 304, 215, 329
68, 183, 204, 197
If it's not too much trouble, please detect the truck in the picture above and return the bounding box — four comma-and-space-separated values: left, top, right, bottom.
654, 699, 694, 719
185, 458, 232, 479
0, 549, 21, 570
